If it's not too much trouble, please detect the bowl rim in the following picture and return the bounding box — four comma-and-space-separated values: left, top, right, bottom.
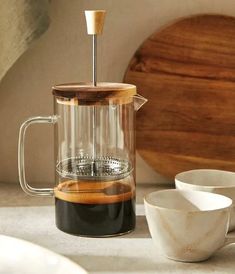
144, 189, 233, 213
175, 169, 235, 189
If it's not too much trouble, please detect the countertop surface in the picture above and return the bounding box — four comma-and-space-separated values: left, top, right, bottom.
0, 182, 235, 274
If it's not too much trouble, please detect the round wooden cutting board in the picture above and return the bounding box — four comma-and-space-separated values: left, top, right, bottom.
124, 14, 235, 179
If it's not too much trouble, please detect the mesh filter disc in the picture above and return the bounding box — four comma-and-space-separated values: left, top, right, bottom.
56, 156, 132, 181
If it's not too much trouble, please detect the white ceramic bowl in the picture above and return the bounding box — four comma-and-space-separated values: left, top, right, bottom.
144, 189, 232, 262
0, 235, 87, 274
175, 169, 235, 231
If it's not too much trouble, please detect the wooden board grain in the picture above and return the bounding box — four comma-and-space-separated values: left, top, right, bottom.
124, 14, 235, 179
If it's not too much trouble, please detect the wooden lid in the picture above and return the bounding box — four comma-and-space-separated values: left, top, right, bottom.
52, 82, 136, 103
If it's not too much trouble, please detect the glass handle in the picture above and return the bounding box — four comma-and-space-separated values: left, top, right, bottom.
18, 116, 58, 196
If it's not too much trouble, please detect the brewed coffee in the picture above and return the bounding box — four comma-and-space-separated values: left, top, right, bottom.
54, 179, 135, 236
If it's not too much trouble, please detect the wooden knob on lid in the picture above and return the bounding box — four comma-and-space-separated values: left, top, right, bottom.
85, 10, 106, 35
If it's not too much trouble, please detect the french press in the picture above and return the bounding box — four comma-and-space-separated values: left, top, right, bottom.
18, 10, 147, 237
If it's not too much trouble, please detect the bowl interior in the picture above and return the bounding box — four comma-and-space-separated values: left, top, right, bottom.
145, 189, 232, 212
175, 169, 235, 188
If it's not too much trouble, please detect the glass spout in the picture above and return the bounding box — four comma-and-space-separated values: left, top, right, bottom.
133, 94, 148, 111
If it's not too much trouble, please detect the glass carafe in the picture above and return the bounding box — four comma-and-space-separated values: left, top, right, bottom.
18, 82, 147, 237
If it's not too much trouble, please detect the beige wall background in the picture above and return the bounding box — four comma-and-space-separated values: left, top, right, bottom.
1, 0, 235, 185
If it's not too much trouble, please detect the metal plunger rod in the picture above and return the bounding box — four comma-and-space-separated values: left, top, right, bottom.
85, 10, 106, 175
92, 34, 97, 86
85, 10, 106, 86
92, 34, 97, 174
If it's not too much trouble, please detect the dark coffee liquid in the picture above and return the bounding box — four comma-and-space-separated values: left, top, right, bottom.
54, 180, 135, 237
55, 197, 135, 236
